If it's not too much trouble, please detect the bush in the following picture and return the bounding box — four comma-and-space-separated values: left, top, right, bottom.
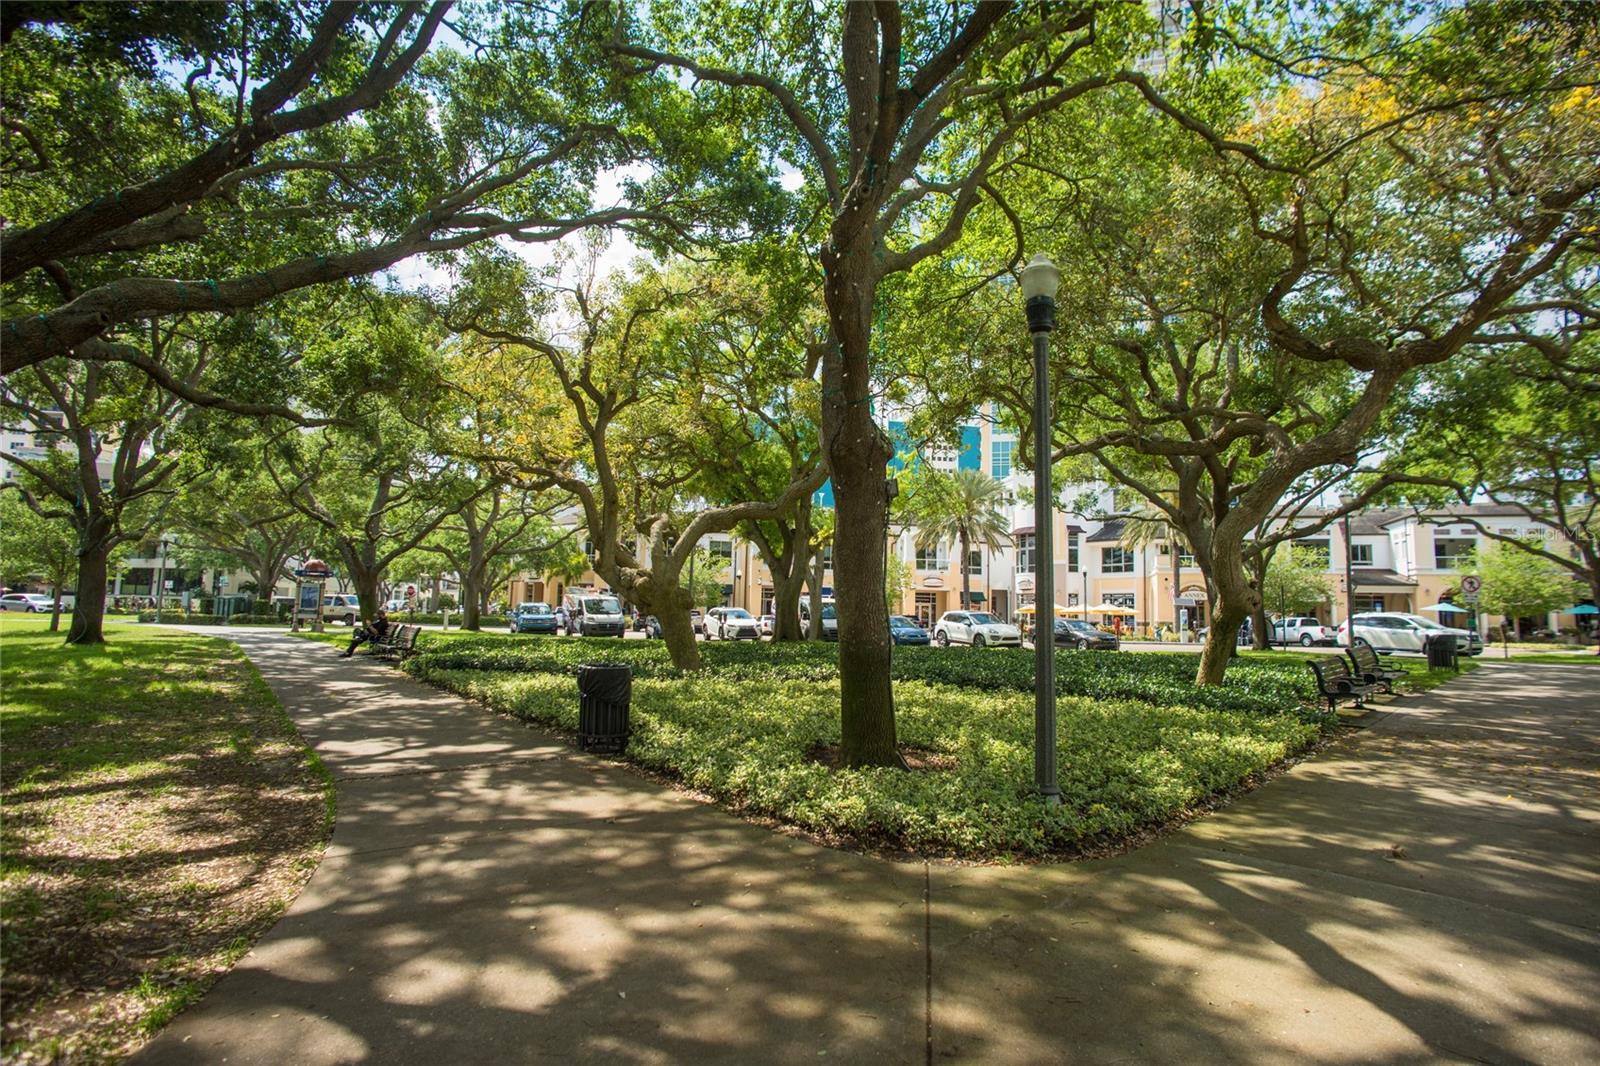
134, 611, 285, 625
418, 667, 1322, 858
403, 636, 1320, 719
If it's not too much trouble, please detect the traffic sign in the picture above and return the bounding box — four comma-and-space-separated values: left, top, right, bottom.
1460, 575, 1482, 595
1462, 591, 1479, 605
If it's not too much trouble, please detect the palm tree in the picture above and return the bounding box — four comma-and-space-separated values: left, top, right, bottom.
909, 469, 1011, 615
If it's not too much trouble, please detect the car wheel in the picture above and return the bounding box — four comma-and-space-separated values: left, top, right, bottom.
1077, 638, 1089, 650
973, 633, 986, 648
345, 614, 356, 626
1300, 633, 1314, 646
935, 631, 949, 647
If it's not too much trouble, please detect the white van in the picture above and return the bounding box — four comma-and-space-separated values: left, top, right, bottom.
563, 592, 627, 637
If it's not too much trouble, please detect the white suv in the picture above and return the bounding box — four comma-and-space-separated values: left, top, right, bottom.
933, 611, 1022, 648
321, 594, 362, 625
1338, 612, 1483, 656
704, 606, 762, 640
1271, 616, 1338, 646
0, 592, 54, 612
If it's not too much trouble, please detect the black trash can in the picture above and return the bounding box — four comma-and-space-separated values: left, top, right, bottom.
1425, 633, 1458, 671
577, 663, 631, 754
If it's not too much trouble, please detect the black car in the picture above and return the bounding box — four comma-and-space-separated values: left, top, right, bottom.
1054, 618, 1119, 650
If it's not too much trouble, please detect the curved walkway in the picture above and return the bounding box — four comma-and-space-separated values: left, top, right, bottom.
132, 632, 1599, 1065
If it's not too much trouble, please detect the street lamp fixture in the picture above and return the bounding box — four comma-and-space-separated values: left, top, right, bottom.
1021, 252, 1062, 807
1339, 491, 1356, 648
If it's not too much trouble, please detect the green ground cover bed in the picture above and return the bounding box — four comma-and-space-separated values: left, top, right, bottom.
0, 617, 333, 1065
418, 664, 1324, 859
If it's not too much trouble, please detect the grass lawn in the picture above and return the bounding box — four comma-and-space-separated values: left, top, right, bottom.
0, 616, 333, 1065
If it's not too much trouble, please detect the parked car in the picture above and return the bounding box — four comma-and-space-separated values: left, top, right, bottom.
321, 594, 362, 625
758, 614, 776, 637
1054, 618, 1119, 650
643, 615, 663, 638
889, 615, 931, 645
689, 608, 704, 635
1271, 616, 1338, 646
705, 606, 762, 640
384, 597, 408, 612
1337, 612, 1483, 656
799, 600, 839, 640
0, 592, 54, 613
509, 601, 558, 634
563, 592, 627, 637
933, 611, 1022, 648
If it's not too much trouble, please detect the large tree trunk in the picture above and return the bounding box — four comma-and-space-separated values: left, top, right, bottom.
1196, 547, 1256, 685
655, 602, 700, 670
66, 537, 112, 645
1246, 552, 1270, 651
960, 531, 971, 613
807, 550, 824, 640
828, 427, 898, 766
771, 562, 805, 641
49, 582, 63, 632
338, 543, 383, 624
622, 569, 700, 670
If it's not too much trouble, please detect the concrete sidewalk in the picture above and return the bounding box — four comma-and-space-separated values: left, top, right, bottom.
132, 633, 1599, 1065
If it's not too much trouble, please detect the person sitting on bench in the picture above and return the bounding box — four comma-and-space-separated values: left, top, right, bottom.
341, 609, 390, 658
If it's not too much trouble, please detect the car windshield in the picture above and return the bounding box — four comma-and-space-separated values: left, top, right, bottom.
724, 608, 753, 619
890, 616, 920, 628
821, 605, 836, 620
583, 597, 621, 614
519, 603, 550, 614
1059, 620, 1092, 632
1409, 616, 1448, 630
967, 612, 998, 625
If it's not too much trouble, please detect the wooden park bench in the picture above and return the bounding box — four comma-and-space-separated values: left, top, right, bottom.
1308, 656, 1378, 713
1347, 640, 1406, 695
370, 623, 420, 662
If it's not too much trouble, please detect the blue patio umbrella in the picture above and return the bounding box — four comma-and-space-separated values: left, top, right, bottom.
1567, 603, 1599, 615
1421, 602, 1470, 614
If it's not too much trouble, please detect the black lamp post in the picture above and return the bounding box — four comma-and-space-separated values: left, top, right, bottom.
153, 537, 173, 624
1340, 491, 1356, 647
1022, 252, 1062, 807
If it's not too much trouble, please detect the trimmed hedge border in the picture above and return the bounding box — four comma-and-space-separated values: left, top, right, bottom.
403, 634, 1324, 720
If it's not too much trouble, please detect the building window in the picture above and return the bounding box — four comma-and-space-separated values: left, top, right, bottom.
965, 549, 983, 575
916, 543, 947, 571
1294, 538, 1331, 566
1067, 534, 1079, 572
1434, 538, 1475, 569
1101, 547, 1134, 574
991, 439, 1015, 478
820, 545, 833, 569
708, 537, 733, 561
1016, 533, 1035, 574
1350, 543, 1373, 565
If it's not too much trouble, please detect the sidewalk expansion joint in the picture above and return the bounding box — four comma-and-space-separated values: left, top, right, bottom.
332, 751, 572, 782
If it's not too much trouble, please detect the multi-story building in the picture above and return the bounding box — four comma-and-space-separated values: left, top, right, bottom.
500, 414, 1591, 639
